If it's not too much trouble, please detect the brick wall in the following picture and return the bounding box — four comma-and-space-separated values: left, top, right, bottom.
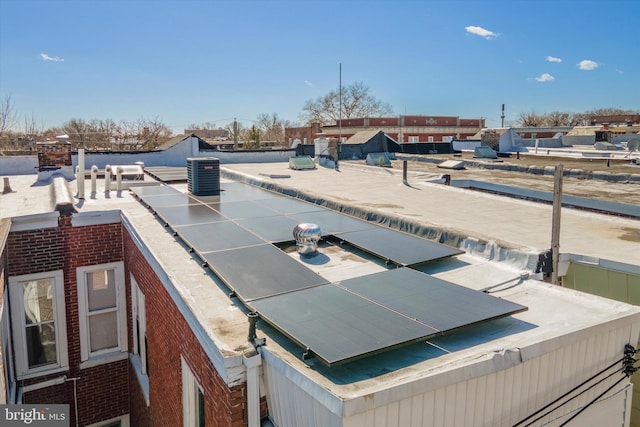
7, 216, 129, 426
36, 141, 72, 169
124, 231, 251, 426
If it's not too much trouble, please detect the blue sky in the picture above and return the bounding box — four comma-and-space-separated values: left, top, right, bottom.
1, 0, 638, 133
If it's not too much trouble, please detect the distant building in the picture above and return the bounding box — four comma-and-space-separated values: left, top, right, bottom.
285, 115, 485, 146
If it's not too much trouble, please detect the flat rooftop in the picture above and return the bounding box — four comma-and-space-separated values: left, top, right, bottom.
2, 165, 639, 402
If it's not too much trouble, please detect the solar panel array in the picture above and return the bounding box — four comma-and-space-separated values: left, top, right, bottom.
131, 180, 527, 366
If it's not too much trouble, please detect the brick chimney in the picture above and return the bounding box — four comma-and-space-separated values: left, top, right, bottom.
36, 137, 75, 181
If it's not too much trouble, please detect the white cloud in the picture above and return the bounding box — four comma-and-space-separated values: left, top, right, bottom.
535, 73, 555, 82
577, 59, 598, 70
40, 53, 64, 62
465, 25, 497, 39
304, 80, 313, 86
616, 68, 624, 74
546, 56, 562, 63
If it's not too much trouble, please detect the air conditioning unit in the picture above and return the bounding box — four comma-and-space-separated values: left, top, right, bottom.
187, 157, 220, 196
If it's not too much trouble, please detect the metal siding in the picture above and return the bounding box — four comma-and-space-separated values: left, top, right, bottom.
266, 323, 637, 427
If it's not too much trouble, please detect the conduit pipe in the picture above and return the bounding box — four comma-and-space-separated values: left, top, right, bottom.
104, 165, 111, 197
90, 165, 98, 198
77, 148, 85, 199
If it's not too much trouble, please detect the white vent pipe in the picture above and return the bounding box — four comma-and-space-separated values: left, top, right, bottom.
104, 165, 111, 196
90, 165, 98, 198
77, 148, 85, 199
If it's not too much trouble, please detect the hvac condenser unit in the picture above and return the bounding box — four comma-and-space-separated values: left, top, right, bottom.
187, 157, 220, 196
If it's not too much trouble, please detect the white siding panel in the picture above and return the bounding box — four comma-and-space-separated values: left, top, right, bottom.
266, 323, 637, 427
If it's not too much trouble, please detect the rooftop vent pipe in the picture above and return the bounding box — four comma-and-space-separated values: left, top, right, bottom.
293, 223, 321, 255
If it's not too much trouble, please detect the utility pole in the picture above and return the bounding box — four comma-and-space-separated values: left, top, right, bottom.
551, 164, 563, 285
501, 104, 505, 128
233, 118, 238, 150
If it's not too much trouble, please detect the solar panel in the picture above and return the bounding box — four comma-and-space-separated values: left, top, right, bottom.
255, 197, 325, 215
336, 227, 464, 266
143, 194, 200, 208
207, 201, 281, 219
201, 244, 329, 302
234, 215, 301, 242
249, 284, 439, 366
336, 268, 527, 331
153, 204, 227, 227
250, 268, 526, 366
288, 210, 377, 235
173, 221, 264, 253
131, 185, 182, 198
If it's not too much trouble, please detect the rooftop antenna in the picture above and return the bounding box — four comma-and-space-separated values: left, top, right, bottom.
501, 104, 505, 128
339, 63, 342, 145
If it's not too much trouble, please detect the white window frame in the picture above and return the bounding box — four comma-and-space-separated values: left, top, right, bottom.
77, 262, 127, 366
9, 270, 69, 380
408, 136, 419, 143
130, 275, 149, 405
86, 414, 130, 427
2, 291, 17, 402
427, 136, 434, 142
182, 357, 204, 427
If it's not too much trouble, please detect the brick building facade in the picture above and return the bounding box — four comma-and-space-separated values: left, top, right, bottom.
285, 115, 485, 145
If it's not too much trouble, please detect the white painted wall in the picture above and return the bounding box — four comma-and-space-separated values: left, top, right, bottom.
261, 318, 639, 427
0, 136, 296, 175
0, 156, 38, 176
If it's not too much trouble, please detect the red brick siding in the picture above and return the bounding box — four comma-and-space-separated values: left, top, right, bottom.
124, 231, 250, 427
336, 118, 365, 127
403, 116, 458, 126
7, 226, 65, 276
36, 142, 72, 168
7, 217, 129, 426
459, 118, 482, 127
368, 117, 398, 127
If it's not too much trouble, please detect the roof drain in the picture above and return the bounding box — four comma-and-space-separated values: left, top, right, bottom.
293, 223, 321, 255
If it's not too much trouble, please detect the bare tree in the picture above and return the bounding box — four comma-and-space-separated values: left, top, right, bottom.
23, 112, 45, 141
516, 111, 545, 127
138, 117, 172, 150
0, 94, 19, 140
256, 113, 287, 143
544, 111, 571, 126
244, 125, 261, 149
225, 120, 247, 149
300, 82, 393, 125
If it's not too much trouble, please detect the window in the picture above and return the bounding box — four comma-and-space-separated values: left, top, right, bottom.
427, 136, 434, 142
131, 275, 150, 404
408, 136, 419, 143
131, 276, 147, 375
86, 414, 130, 427
9, 270, 68, 379
182, 357, 205, 427
1, 292, 16, 402
77, 262, 127, 364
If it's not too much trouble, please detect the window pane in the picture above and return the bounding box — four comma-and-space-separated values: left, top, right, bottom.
86, 270, 116, 311
89, 312, 118, 351
26, 323, 57, 367
22, 279, 54, 324
198, 387, 205, 427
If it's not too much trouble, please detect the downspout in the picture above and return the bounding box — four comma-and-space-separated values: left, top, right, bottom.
245, 312, 265, 427
243, 349, 262, 427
